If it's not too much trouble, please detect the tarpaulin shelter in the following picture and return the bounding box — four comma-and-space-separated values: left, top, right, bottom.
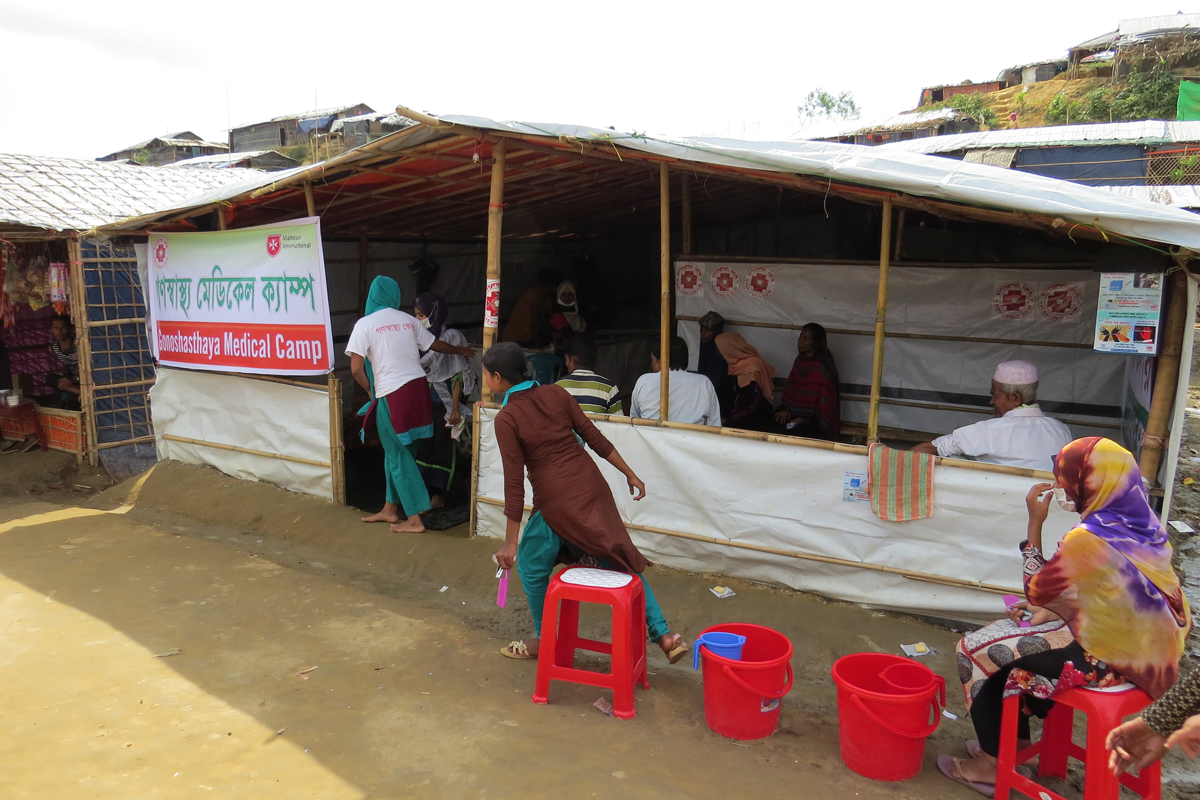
0, 153, 259, 476
101, 109, 1200, 621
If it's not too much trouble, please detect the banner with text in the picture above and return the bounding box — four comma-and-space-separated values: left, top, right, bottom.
147, 217, 334, 375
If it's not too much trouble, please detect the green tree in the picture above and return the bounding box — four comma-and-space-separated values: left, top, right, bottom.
799, 89, 860, 120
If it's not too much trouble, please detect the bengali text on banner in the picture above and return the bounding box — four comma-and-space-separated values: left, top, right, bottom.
146, 217, 334, 375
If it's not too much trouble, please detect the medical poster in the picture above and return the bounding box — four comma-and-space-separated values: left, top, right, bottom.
146, 217, 335, 375
842, 470, 870, 503
1094, 272, 1163, 355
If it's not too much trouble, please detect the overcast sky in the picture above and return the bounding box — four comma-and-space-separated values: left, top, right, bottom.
0, 1, 1177, 159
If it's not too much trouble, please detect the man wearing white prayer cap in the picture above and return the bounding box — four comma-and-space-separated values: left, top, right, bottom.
911, 360, 1073, 471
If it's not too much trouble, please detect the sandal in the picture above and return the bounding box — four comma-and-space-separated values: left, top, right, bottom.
500, 640, 537, 660
965, 740, 1037, 773
663, 633, 689, 665
937, 754, 995, 797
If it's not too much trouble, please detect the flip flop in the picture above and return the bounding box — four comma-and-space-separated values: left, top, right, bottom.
500, 640, 537, 660
937, 754, 996, 797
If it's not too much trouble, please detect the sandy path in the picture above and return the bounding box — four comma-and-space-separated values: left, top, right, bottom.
0, 494, 981, 799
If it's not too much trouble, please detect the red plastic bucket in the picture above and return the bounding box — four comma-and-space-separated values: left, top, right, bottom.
831, 653, 945, 781
698, 623, 793, 740
881, 661, 937, 695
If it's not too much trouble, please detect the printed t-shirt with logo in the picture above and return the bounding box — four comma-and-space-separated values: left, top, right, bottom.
345, 308, 436, 398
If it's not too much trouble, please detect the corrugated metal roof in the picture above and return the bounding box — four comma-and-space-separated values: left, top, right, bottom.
0, 153, 261, 232
103, 113, 1200, 250
232, 104, 374, 130
873, 121, 1200, 155
160, 151, 273, 169
329, 112, 415, 134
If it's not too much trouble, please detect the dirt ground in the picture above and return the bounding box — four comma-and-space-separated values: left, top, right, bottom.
1, 411, 1198, 796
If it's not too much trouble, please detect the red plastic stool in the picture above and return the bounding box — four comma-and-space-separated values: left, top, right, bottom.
995, 683, 1160, 800
531, 567, 649, 719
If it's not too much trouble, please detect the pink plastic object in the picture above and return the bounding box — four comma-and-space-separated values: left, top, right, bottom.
497, 570, 509, 608
1003, 594, 1031, 628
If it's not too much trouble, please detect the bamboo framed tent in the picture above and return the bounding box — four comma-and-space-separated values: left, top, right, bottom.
100, 112, 1200, 620
0, 154, 260, 474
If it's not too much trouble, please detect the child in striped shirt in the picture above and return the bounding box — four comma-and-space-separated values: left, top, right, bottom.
555, 335, 622, 416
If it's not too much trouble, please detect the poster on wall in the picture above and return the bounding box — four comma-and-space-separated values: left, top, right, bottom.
146, 217, 334, 375
1093, 272, 1164, 355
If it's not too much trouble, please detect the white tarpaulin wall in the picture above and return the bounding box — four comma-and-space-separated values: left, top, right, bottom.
150, 367, 333, 498
677, 260, 1128, 441
473, 407, 1076, 623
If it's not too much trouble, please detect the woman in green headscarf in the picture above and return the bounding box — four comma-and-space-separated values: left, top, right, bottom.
347, 276, 475, 532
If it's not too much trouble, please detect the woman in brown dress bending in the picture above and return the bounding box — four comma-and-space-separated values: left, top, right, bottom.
485, 342, 688, 663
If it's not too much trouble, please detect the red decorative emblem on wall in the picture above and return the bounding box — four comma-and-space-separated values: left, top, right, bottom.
746, 266, 775, 299
266, 235, 282, 258
676, 263, 703, 296
711, 265, 739, 298
484, 279, 500, 327
1039, 282, 1082, 321
992, 281, 1033, 319
152, 237, 169, 269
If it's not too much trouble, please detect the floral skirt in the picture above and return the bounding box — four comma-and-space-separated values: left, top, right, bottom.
956, 618, 1074, 710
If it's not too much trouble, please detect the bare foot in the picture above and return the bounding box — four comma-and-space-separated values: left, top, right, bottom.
429, 494, 445, 510
389, 515, 425, 533
500, 639, 540, 659
361, 502, 401, 524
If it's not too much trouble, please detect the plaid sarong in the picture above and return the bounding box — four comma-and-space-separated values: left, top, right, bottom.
867, 443, 935, 522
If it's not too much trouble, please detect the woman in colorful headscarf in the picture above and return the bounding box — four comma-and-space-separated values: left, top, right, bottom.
347, 277, 474, 533
413, 291, 478, 508
485, 342, 688, 665
714, 332, 775, 431
775, 323, 839, 440
939, 437, 1191, 795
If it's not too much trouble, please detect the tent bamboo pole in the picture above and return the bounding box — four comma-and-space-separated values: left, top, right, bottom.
328, 372, 346, 505
304, 181, 317, 217
217, 206, 227, 230
86, 317, 147, 328
481, 140, 506, 402
660, 163, 671, 421
676, 314, 1094, 350
892, 209, 906, 261
69, 238, 99, 467
681, 172, 692, 255
473, 496, 1018, 595
96, 435, 157, 450
1139, 267, 1190, 483
867, 199, 893, 442
161, 434, 332, 468
469, 404, 482, 539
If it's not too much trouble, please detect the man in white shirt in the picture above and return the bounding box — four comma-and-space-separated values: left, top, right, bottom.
630, 336, 721, 426
346, 276, 474, 533
911, 360, 1073, 471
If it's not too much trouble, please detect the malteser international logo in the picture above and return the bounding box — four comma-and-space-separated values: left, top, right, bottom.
152, 237, 169, 269
266, 235, 282, 258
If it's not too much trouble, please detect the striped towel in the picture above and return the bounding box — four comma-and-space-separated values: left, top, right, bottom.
867, 443, 935, 522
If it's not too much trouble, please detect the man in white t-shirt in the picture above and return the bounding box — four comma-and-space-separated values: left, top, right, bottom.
347, 277, 474, 533
630, 336, 721, 426
911, 360, 1073, 472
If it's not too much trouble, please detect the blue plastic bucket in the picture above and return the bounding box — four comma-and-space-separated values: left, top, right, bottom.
693, 631, 747, 670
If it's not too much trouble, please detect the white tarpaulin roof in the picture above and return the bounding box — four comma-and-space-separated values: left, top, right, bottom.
874, 120, 1200, 155
107, 113, 1200, 250
0, 153, 261, 232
